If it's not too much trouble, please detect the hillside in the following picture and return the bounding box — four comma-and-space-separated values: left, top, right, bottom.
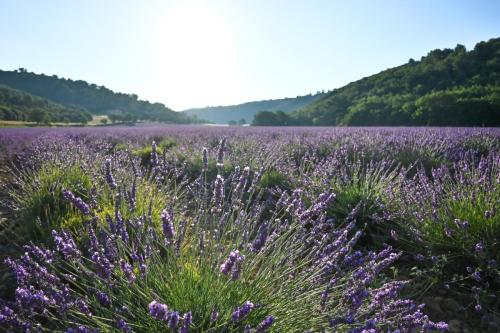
254, 37, 500, 126
182, 92, 326, 124
0, 69, 195, 124
0, 84, 92, 124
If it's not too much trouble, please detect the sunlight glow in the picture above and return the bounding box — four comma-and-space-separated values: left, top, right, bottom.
152, 3, 245, 110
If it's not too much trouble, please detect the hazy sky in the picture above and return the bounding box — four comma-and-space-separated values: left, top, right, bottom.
1, 0, 499, 110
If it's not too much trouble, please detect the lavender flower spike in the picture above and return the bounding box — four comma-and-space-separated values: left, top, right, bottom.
105, 158, 117, 189
52, 230, 81, 260
220, 250, 245, 279
168, 311, 180, 329
149, 300, 169, 321
119, 259, 136, 284
116, 318, 132, 333
151, 140, 158, 168
179, 311, 192, 333
217, 137, 226, 168
63, 189, 91, 215
202, 147, 209, 172
212, 175, 224, 212
162, 208, 175, 244
256, 316, 275, 332
231, 301, 255, 322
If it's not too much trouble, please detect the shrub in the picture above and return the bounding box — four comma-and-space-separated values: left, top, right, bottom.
395, 152, 500, 311
259, 169, 291, 191
304, 150, 403, 249
9, 163, 93, 243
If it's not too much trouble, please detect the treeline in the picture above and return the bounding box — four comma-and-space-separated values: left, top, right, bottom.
0, 85, 92, 123
253, 37, 500, 126
0, 69, 196, 124
183, 92, 326, 124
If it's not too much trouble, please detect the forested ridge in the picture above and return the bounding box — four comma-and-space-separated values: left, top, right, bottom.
253, 37, 500, 126
0, 84, 92, 123
0, 69, 196, 124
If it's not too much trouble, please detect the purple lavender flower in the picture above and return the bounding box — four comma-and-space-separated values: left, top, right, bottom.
234, 166, 250, 197
96, 290, 111, 307
116, 318, 132, 333
0, 305, 25, 329
119, 259, 136, 284
216, 137, 226, 168
105, 158, 117, 189
91, 251, 113, 279
231, 301, 255, 322
251, 223, 268, 253
220, 250, 245, 279
23, 244, 53, 263
63, 189, 91, 215
67, 326, 96, 333
151, 141, 158, 168
256, 316, 275, 332
462, 221, 470, 230
168, 311, 180, 329
179, 311, 192, 333
210, 307, 219, 323
52, 230, 81, 260
231, 259, 244, 281
75, 298, 92, 317
161, 208, 175, 244
137, 253, 147, 276
149, 300, 169, 321
129, 177, 137, 211
370, 281, 406, 309
212, 175, 224, 212
202, 147, 208, 172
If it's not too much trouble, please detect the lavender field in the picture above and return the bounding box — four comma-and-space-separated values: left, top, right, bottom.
0, 126, 499, 333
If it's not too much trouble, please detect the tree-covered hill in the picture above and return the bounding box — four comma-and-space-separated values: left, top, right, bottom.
254, 37, 500, 126
182, 92, 326, 124
0, 69, 195, 124
0, 84, 92, 124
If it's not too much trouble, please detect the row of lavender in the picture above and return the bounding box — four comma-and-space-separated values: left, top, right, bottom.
0, 126, 498, 332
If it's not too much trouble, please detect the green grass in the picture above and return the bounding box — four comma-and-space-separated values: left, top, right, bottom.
9, 164, 93, 243
259, 169, 291, 191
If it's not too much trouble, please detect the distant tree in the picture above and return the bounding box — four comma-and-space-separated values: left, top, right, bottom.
238, 118, 246, 125
30, 109, 50, 124
100, 118, 108, 125
108, 113, 121, 123
228, 120, 237, 126
253, 111, 293, 126
253, 111, 278, 126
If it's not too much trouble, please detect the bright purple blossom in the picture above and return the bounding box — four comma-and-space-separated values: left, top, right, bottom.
256, 316, 275, 332
52, 230, 81, 260
63, 189, 91, 215
149, 300, 169, 321
231, 301, 255, 322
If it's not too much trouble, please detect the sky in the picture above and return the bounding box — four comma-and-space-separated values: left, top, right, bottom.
1, 1, 499, 110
